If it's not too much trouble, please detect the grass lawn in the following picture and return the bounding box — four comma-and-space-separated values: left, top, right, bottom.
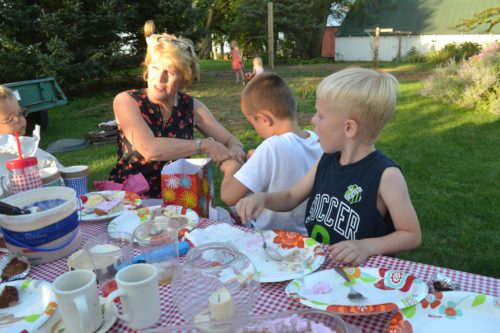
40, 60, 499, 278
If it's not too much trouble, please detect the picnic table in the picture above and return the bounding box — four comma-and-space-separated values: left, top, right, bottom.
23, 219, 500, 332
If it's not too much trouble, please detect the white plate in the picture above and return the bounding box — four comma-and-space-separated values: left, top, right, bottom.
36, 296, 116, 333
186, 224, 325, 283
0, 280, 57, 332
108, 205, 200, 241
387, 291, 500, 332
79, 190, 142, 222
285, 267, 428, 315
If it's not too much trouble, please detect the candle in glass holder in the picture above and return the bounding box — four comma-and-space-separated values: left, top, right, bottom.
209, 287, 234, 321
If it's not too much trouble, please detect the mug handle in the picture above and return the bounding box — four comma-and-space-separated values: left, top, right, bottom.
73, 295, 90, 332
106, 289, 130, 322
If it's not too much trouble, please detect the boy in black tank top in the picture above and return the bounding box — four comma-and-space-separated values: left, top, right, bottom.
236, 68, 421, 266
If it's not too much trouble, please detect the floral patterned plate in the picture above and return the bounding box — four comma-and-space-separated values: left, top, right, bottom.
79, 190, 142, 222
107, 205, 199, 241
285, 267, 428, 315
0, 280, 57, 332
186, 224, 325, 283
387, 291, 500, 332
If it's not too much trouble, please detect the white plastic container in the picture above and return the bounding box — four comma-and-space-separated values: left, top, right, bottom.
0, 186, 81, 265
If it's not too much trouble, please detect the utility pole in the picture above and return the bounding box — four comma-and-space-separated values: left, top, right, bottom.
268, 2, 274, 69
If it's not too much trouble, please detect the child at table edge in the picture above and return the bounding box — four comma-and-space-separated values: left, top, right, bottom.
219, 72, 323, 233
235, 68, 422, 265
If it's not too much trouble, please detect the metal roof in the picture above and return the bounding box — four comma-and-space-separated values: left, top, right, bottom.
337, 0, 500, 36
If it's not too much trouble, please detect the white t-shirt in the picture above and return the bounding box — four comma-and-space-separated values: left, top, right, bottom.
234, 130, 323, 234
254, 65, 264, 76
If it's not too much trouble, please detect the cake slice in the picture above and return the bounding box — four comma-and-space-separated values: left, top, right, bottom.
0, 286, 19, 309
93, 199, 122, 216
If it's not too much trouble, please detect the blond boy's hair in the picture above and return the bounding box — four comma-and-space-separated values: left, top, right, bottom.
316, 68, 399, 140
143, 31, 200, 89
241, 72, 296, 120
253, 57, 263, 67
0, 85, 15, 102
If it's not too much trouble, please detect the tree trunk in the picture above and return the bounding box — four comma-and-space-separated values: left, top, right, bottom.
199, 4, 215, 59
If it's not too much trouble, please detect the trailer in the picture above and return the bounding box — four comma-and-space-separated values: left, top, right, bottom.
3, 77, 67, 132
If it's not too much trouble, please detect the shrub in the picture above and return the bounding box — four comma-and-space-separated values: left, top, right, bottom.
427, 42, 483, 65
421, 41, 499, 114
402, 46, 426, 63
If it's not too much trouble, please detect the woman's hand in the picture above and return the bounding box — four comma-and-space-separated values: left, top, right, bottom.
228, 144, 246, 164
204, 139, 241, 166
327, 240, 370, 266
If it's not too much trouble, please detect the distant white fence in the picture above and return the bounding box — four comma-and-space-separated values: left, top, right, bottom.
335, 34, 500, 61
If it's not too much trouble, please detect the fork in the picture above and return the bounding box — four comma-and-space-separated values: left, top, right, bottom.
250, 221, 283, 261
333, 266, 367, 301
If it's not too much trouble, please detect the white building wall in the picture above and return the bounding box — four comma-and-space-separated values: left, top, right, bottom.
335, 34, 500, 61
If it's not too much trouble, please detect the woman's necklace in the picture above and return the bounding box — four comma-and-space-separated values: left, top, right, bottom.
160, 93, 178, 126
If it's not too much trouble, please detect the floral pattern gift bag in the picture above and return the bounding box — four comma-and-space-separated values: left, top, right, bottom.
160, 158, 214, 217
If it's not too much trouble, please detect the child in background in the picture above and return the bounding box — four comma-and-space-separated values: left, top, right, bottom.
0, 85, 63, 196
236, 68, 421, 265
244, 57, 264, 82
230, 41, 245, 85
220, 73, 323, 233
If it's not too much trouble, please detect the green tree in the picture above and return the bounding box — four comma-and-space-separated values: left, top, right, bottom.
0, 0, 132, 92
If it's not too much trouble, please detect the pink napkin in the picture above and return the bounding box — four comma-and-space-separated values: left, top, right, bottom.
93, 173, 150, 195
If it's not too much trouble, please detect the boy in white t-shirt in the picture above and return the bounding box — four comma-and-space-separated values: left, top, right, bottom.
220, 73, 323, 233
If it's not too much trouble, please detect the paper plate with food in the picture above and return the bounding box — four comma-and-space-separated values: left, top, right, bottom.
79, 191, 142, 222
107, 205, 199, 240
0, 280, 58, 332
285, 267, 428, 315
185, 223, 325, 283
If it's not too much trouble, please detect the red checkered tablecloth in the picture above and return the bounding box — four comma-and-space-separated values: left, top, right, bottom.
21, 219, 500, 332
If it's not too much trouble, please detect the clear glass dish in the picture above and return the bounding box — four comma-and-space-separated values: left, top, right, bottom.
140, 309, 351, 333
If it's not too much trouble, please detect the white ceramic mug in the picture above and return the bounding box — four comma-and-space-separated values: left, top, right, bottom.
106, 263, 160, 329
52, 270, 103, 333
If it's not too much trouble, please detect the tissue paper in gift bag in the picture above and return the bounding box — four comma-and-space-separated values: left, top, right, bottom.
161, 158, 214, 217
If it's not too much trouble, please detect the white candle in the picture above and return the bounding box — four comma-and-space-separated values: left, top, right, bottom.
208, 287, 234, 321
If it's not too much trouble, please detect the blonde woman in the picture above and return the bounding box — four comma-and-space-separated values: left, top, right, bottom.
109, 23, 245, 198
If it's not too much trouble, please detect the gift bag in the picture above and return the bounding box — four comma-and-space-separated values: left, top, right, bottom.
160, 158, 214, 217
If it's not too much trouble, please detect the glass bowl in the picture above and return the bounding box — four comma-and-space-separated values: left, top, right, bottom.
237, 309, 350, 333
140, 309, 351, 332
171, 242, 260, 330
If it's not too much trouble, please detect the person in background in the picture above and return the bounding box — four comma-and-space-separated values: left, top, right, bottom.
244, 57, 264, 82
0, 85, 62, 168
109, 22, 245, 199
230, 40, 245, 85
236, 68, 421, 265
220, 73, 323, 233
0, 85, 27, 136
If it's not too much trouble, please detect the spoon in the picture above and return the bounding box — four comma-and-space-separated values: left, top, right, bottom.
250, 221, 283, 261
333, 266, 367, 301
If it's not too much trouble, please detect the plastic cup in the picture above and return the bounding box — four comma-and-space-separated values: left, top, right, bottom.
85, 231, 133, 296
60, 165, 89, 196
